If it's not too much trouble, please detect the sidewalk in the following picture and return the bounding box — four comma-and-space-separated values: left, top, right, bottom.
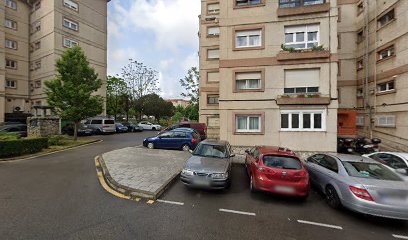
98, 147, 190, 199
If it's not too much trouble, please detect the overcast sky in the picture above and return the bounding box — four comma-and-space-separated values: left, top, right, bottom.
107, 0, 201, 100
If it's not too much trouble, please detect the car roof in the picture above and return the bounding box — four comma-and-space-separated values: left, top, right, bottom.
201, 139, 229, 146
172, 128, 195, 132
324, 153, 377, 163
256, 146, 297, 157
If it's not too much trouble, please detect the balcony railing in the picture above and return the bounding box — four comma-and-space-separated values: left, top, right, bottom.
279, 0, 325, 8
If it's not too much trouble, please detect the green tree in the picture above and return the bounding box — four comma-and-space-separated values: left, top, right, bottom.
179, 67, 199, 105
45, 46, 103, 140
136, 94, 174, 121
106, 75, 128, 120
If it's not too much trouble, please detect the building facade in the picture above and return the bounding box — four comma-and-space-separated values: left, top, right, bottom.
199, 0, 339, 152
0, 0, 108, 123
166, 99, 190, 108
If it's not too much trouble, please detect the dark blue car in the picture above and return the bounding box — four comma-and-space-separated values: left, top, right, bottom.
143, 129, 200, 151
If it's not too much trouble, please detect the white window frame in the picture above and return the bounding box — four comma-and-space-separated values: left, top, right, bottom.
356, 116, 365, 127
5, 39, 17, 49
284, 24, 320, 50
207, 3, 220, 14
63, 38, 78, 48
376, 115, 395, 128
207, 49, 219, 60
5, 59, 17, 69
5, 0, 17, 10
64, 0, 78, 11
280, 109, 326, 132
5, 19, 17, 30
378, 47, 394, 60
207, 95, 219, 105
235, 29, 262, 48
6, 80, 17, 88
236, 79, 261, 90
207, 26, 220, 37
378, 9, 394, 28
377, 81, 394, 93
63, 18, 78, 31
235, 115, 261, 133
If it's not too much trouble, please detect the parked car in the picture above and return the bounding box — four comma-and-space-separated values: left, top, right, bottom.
363, 152, 408, 179
160, 122, 207, 140
143, 128, 200, 151
305, 153, 408, 220
180, 140, 234, 189
121, 122, 143, 132
138, 121, 162, 131
169, 128, 201, 139
115, 123, 129, 133
245, 146, 310, 199
62, 123, 93, 136
0, 124, 27, 137
84, 117, 116, 134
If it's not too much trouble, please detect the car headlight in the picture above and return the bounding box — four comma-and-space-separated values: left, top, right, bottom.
182, 169, 194, 176
212, 172, 228, 179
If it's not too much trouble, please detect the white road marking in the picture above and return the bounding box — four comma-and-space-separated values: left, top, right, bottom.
219, 208, 256, 216
393, 234, 408, 239
297, 220, 343, 230
156, 199, 185, 206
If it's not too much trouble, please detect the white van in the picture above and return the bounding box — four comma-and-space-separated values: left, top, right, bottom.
84, 117, 116, 134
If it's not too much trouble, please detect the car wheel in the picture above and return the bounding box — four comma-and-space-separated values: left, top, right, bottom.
250, 175, 257, 193
326, 185, 341, 209
147, 142, 155, 149
152, 127, 156, 131
182, 144, 190, 151
96, 128, 102, 135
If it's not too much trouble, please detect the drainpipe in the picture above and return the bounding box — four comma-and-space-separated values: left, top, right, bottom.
364, 0, 372, 139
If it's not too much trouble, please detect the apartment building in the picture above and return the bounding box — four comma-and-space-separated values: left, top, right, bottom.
338, 0, 408, 151
0, 0, 108, 123
199, 0, 339, 152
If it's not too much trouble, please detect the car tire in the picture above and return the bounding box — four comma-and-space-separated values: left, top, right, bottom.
325, 185, 341, 209
250, 175, 257, 193
147, 142, 155, 149
182, 144, 190, 151
152, 127, 156, 131
96, 128, 102, 135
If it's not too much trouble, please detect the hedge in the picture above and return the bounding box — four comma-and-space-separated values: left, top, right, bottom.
0, 133, 20, 141
0, 138, 49, 158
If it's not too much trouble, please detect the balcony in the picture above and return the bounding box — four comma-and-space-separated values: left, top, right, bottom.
277, 0, 330, 17
277, 94, 331, 105
277, 49, 330, 62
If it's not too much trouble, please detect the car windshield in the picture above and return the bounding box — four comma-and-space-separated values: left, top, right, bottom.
343, 161, 403, 181
193, 144, 227, 158
263, 155, 302, 170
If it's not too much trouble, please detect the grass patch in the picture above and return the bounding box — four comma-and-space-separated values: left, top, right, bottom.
0, 133, 20, 141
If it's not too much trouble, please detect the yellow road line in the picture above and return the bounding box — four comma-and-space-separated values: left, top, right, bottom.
147, 200, 155, 204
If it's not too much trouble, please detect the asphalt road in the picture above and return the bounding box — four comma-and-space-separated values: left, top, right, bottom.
0, 133, 407, 240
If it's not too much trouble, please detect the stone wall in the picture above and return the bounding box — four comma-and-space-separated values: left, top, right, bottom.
27, 117, 60, 137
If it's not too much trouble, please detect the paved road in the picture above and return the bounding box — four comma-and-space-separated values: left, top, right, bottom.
0, 133, 407, 240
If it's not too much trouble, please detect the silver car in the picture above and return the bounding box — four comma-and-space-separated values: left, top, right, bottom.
363, 152, 408, 180
180, 140, 234, 190
305, 153, 408, 220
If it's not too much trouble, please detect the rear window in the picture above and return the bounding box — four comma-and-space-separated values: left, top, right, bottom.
192, 132, 200, 139
91, 120, 102, 124
104, 120, 115, 124
263, 155, 302, 170
343, 162, 402, 181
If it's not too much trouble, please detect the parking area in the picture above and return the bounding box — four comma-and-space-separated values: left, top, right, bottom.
158, 164, 408, 240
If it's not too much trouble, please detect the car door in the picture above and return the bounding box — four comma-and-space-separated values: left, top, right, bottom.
313, 155, 340, 191
172, 131, 187, 149
156, 132, 174, 149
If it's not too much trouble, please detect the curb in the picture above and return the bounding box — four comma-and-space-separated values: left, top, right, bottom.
0, 139, 103, 162
95, 154, 180, 201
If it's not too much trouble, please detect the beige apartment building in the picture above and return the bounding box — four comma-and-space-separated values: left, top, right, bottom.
0, 0, 108, 123
199, 0, 408, 152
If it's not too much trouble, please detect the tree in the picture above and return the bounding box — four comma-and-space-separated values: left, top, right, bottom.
45, 46, 103, 140
121, 59, 160, 118
179, 67, 199, 105
136, 94, 174, 121
106, 75, 128, 120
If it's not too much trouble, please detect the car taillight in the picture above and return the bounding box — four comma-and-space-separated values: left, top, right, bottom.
349, 186, 374, 202
294, 171, 307, 179
191, 138, 196, 143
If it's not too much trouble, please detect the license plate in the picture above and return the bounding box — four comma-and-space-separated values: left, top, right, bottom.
194, 178, 210, 186
275, 185, 295, 193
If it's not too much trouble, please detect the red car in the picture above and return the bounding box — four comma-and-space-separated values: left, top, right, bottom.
245, 146, 310, 199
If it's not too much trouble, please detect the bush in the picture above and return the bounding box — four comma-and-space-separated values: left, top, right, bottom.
0, 138, 49, 158
0, 133, 20, 141
48, 135, 66, 146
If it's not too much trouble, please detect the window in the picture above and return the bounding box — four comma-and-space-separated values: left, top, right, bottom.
376, 115, 396, 128
207, 3, 219, 14
284, 69, 319, 94
31, 21, 41, 33
31, 60, 41, 71
378, 9, 395, 28
378, 46, 395, 61
207, 26, 220, 37
236, 115, 261, 133
207, 49, 219, 60
5, 39, 17, 49
207, 71, 219, 82
357, 2, 364, 15
63, 18, 78, 31
279, 0, 325, 8
281, 110, 326, 131
357, 88, 364, 97
377, 81, 394, 93
207, 95, 219, 105
34, 41, 41, 50
35, 80, 41, 88
235, 72, 262, 91
235, 29, 262, 49
64, 0, 78, 11
284, 24, 319, 49
235, 0, 262, 7
5, 19, 17, 30
357, 59, 363, 70
5, 59, 17, 69
33, 1, 41, 11
6, 80, 16, 88
35, 101, 42, 106
370, 153, 408, 170
5, 0, 17, 9
63, 38, 78, 48
356, 115, 364, 126
357, 29, 364, 43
